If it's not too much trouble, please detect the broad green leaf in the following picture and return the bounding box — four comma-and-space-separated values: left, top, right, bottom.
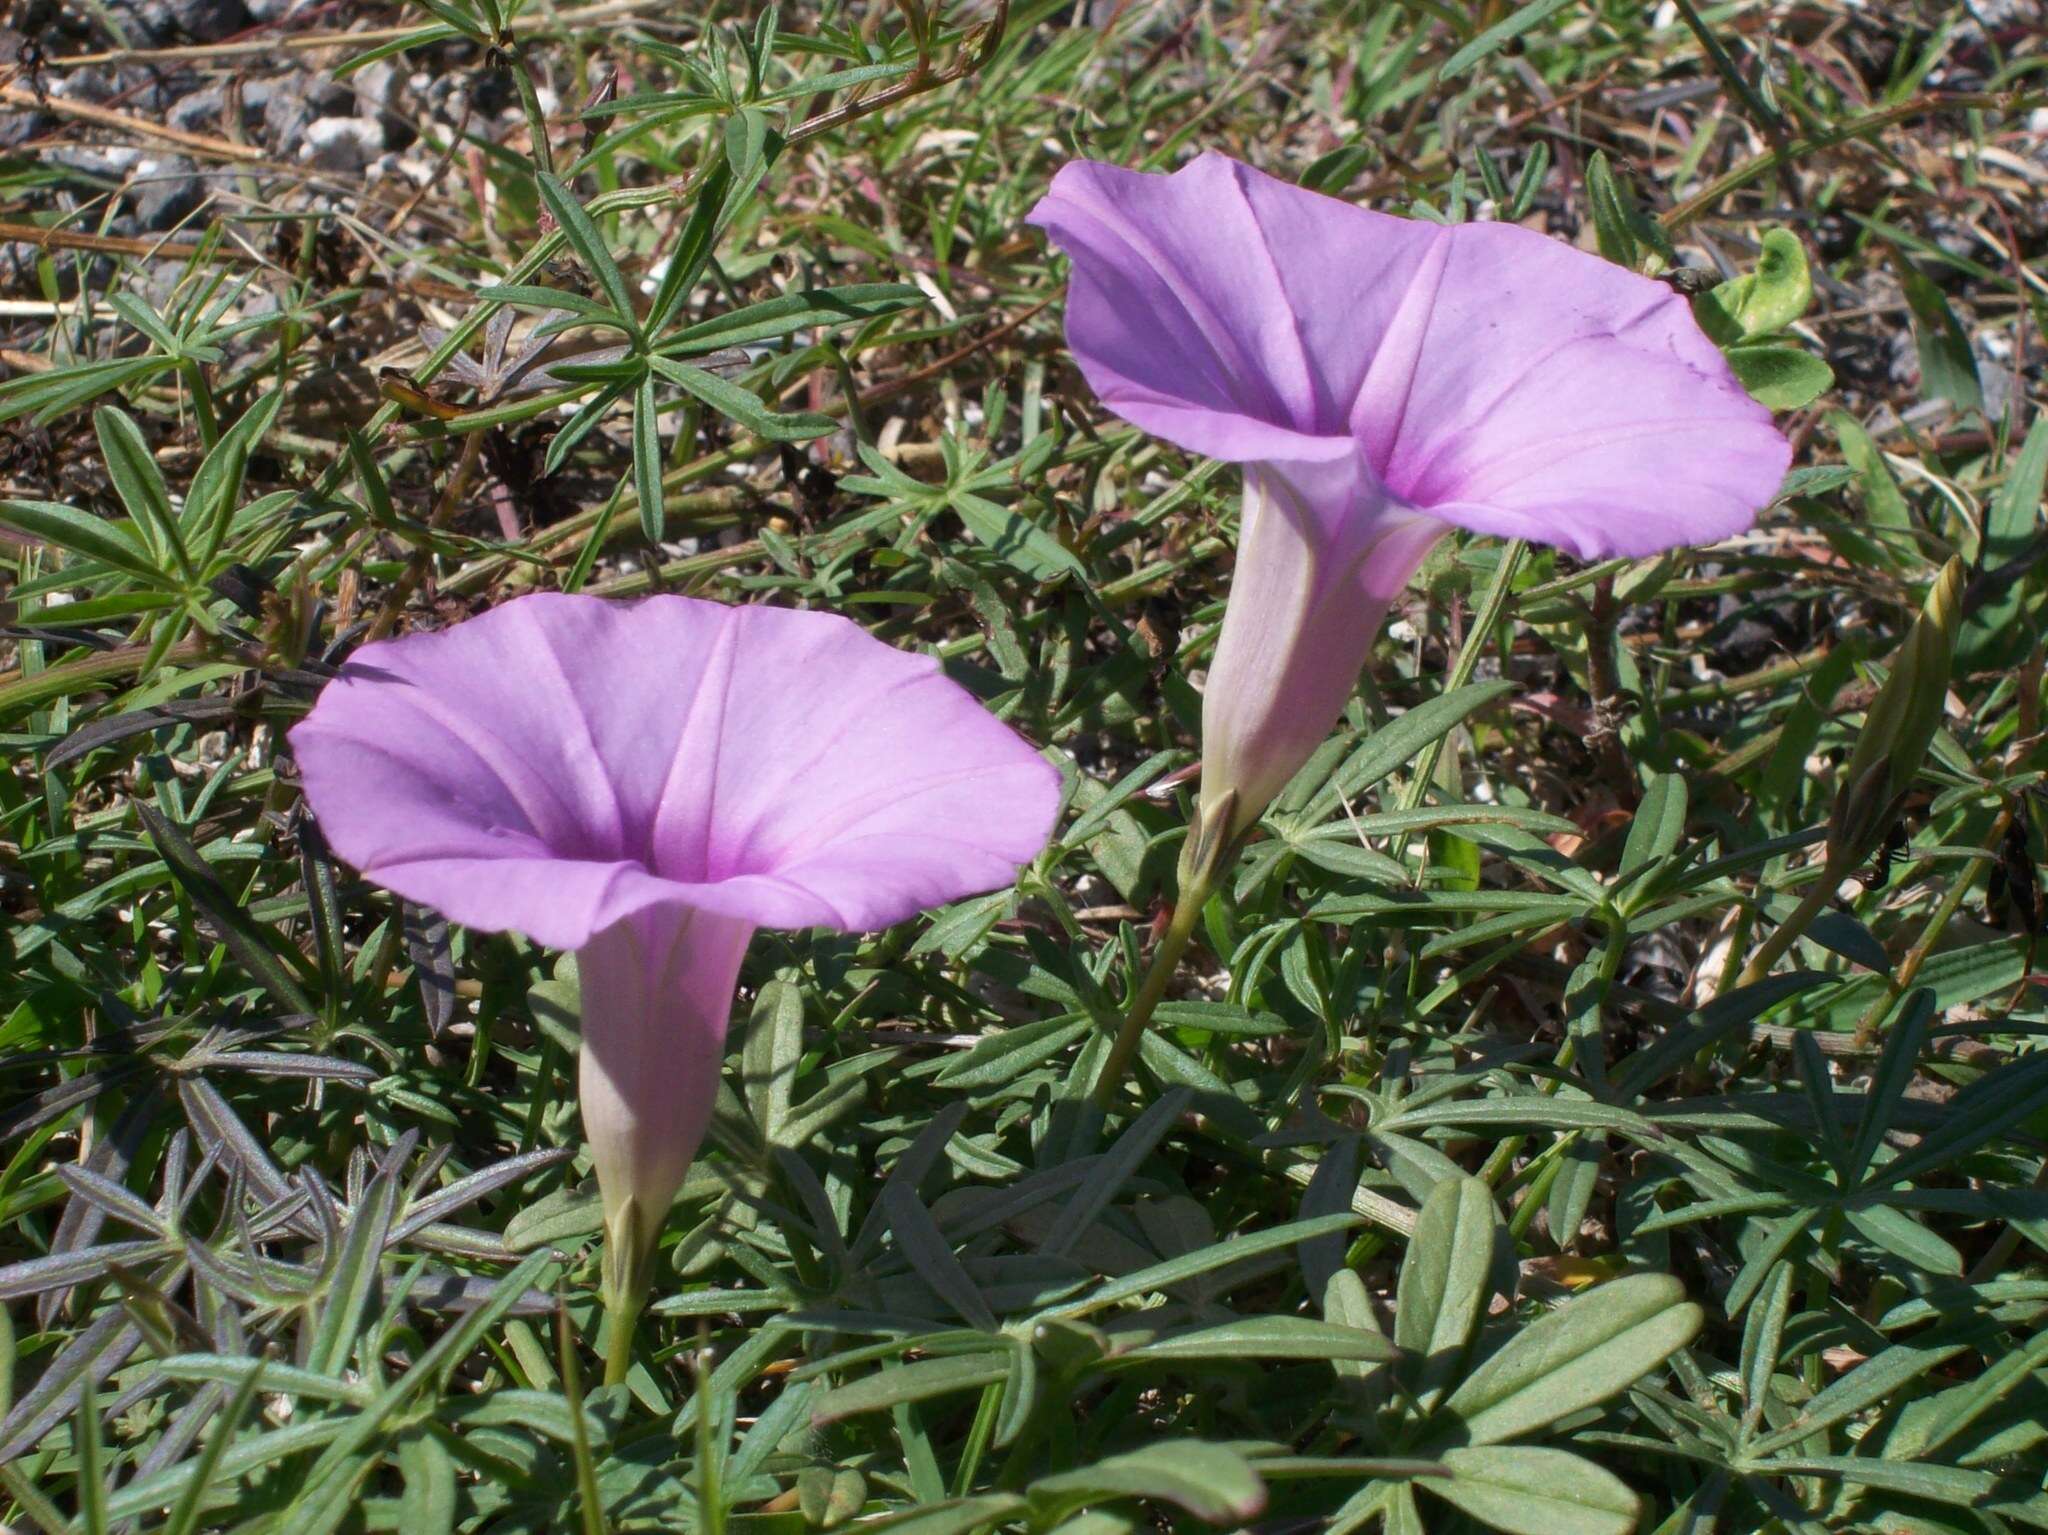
1426, 1446, 1640, 1535
1727, 345, 1834, 410
1438, 1273, 1703, 1445
1695, 229, 1813, 342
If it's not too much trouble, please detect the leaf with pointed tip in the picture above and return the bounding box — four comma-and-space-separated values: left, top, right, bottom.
1027, 1442, 1267, 1526
534, 173, 640, 339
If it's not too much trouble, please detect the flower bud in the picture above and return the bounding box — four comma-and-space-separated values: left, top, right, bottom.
1827, 556, 1964, 870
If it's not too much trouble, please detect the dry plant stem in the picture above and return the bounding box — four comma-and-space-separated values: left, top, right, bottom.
0, 82, 267, 162
1849, 806, 2013, 1050
1660, 89, 2033, 230
44, 0, 667, 66
365, 430, 486, 641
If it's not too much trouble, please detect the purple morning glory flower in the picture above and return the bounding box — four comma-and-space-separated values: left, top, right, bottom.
1028, 152, 1792, 838
290, 593, 1060, 1346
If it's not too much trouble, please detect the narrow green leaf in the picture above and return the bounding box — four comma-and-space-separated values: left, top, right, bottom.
138, 804, 315, 1015
1748, 1340, 1969, 1458
1438, 0, 1576, 79
1892, 250, 1982, 412
535, 172, 642, 339
1394, 1175, 1497, 1411
632, 373, 666, 542
1129, 1315, 1399, 1365
306, 1150, 403, 1376
648, 355, 833, 441
0, 498, 166, 584
813, 1352, 1011, 1422
95, 405, 189, 577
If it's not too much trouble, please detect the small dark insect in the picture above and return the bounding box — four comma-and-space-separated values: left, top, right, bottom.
1658, 266, 1720, 297
1858, 820, 1912, 891
1988, 812, 2044, 935
778, 442, 838, 519
580, 67, 619, 160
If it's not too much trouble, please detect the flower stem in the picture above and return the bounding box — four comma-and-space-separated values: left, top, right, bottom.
1848, 804, 2010, 1049
1090, 877, 1210, 1111
601, 1289, 645, 1388
1736, 869, 1837, 988
1089, 791, 1238, 1111
600, 1199, 654, 1388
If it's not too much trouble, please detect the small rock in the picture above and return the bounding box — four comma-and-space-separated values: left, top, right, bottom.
302, 116, 384, 172
353, 61, 402, 113
98, 0, 249, 44
265, 79, 347, 148
167, 85, 227, 134
127, 156, 204, 231
0, 110, 49, 150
